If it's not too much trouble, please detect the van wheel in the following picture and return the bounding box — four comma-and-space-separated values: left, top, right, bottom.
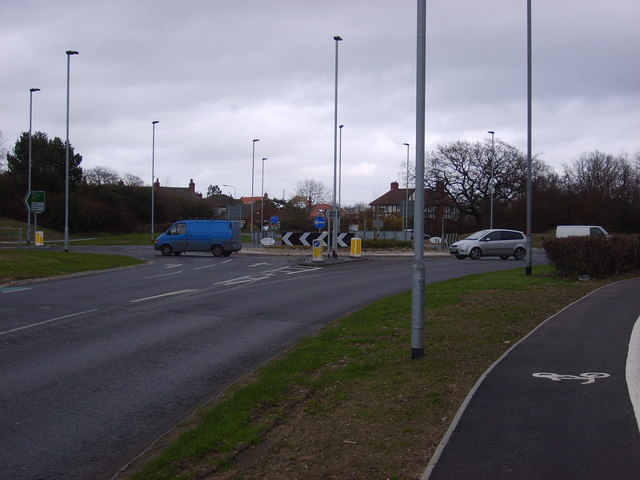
514, 247, 526, 260
211, 245, 223, 257
469, 247, 482, 260
160, 244, 173, 256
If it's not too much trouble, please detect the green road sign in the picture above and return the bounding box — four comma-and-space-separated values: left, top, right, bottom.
24, 190, 45, 213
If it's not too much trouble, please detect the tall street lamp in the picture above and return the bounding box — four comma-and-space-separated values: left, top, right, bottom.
488, 130, 495, 229
331, 35, 343, 259
27, 87, 40, 244
151, 120, 159, 240
338, 124, 344, 209
260, 157, 267, 239
64, 50, 78, 252
403, 142, 410, 234
223, 184, 236, 198
251, 138, 260, 245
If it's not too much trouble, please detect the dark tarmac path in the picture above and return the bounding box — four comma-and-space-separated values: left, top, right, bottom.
424, 277, 640, 480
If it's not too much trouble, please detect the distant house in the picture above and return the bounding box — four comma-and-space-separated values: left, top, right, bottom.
369, 181, 459, 235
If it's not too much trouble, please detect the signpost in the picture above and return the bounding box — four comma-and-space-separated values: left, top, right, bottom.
313, 216, 326, 229
24, 191, 45, 213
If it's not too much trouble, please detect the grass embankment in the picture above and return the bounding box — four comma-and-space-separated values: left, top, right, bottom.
128, 266, 612, 480
0, 249, 142, 284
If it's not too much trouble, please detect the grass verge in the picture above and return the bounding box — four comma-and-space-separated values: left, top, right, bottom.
128, 265, 616, 480
0, 249, 143, 284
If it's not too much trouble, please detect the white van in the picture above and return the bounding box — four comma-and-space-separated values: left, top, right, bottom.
555, 225, 608, 238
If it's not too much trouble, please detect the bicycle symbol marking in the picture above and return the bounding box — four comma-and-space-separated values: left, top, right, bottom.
532, 372, 610, 385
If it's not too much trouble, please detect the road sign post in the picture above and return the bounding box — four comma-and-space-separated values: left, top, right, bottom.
24, 190, 45, 213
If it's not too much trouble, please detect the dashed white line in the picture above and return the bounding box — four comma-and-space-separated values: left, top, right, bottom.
144, 271, 183, 279
0, 309, 99, 336
194, 264, 216, 270
130, 289, 198, 303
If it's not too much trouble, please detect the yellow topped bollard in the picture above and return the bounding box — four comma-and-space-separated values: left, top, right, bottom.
35, 231, 44, 246
312, 239, 323, 262
350, 237, 362, 258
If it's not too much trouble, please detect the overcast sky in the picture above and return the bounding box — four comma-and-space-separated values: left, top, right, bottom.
2, 0, 638, 205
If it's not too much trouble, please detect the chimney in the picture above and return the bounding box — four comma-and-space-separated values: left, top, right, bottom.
189, 178, 195, 191
391, 181, 399, 191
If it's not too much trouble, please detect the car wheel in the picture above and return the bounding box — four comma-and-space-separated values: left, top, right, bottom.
160, 244, 172, 256
500, 255, 509, 260
469, 247, 482, 260
514, 247, 526, 261
456, 255, 466, 260
211, 245, 224, 257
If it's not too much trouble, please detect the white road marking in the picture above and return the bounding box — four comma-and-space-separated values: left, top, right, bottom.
626, 315, 640, 432
248, 262, 270, 267
130, 289, 198, 303
0, 309, 98, 336
193, 264, 216, 270
0, 286, 32, 294
144, 271, 183, 279
532, 372, 610, 385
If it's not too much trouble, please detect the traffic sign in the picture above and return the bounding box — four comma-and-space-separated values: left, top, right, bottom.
24, 190, 45, 213
313, 216, 326, 229
270, 215, 280, 224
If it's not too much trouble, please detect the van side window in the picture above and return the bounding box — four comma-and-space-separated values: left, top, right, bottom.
169, 223, 186, 235
590, 227, 604, 236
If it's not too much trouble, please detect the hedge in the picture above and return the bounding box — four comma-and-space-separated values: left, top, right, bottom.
543, 235, 640, 279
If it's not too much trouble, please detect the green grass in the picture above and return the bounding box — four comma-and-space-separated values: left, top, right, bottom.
0, 249, 143, 283
129, 265, 611, 480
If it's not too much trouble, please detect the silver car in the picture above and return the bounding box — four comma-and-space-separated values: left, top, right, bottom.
450, 229, 527, 260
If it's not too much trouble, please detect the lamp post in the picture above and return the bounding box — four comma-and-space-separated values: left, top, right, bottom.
64, 50, 78, 252
223, 184, 236, 198
251, 138, 260, 245
260, 157, 267, 239
27, 87, 40, 245
403, 142, 410, 234
338, 124, 344, 209
151, 120, 159, 240
488, 130, 495, 229
331, 35, 343, 259
526, 0, 533, 275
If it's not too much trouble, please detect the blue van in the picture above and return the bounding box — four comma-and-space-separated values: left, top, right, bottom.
154, 220, 242, 257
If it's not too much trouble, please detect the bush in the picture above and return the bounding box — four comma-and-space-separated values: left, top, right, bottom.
543, 235, 640, 278
362, 239, 413, 249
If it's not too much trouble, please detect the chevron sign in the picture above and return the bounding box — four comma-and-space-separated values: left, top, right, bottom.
282, 232, 353, 247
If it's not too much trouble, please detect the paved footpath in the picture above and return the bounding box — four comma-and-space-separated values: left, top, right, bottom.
423, 277, 640, 480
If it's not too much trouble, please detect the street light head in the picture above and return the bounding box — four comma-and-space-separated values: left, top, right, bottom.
66, 50, 79, 55
488, 130, 495, 135
152, 120, 159, 125
30, 88, 41, 93
253, 138, 260, 142
339, 124, 344, 129
262, 157, 267, 161
333, 35, 343, 41
403, 142, 410, 146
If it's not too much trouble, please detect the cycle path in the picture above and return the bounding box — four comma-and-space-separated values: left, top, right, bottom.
423, 277, 640, 480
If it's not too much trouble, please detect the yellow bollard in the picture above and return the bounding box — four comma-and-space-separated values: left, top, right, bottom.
350, 237, 362, 257
312, 239, 323, 262
35, 231, 44, 246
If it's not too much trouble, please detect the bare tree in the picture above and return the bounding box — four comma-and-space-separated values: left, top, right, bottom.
122, 173, 144, 187
426, 139, 531, 227
294, 179, 330, 208
84, 166, 121, 185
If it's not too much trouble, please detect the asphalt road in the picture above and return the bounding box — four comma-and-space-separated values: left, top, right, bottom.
0, 247, 548, 480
